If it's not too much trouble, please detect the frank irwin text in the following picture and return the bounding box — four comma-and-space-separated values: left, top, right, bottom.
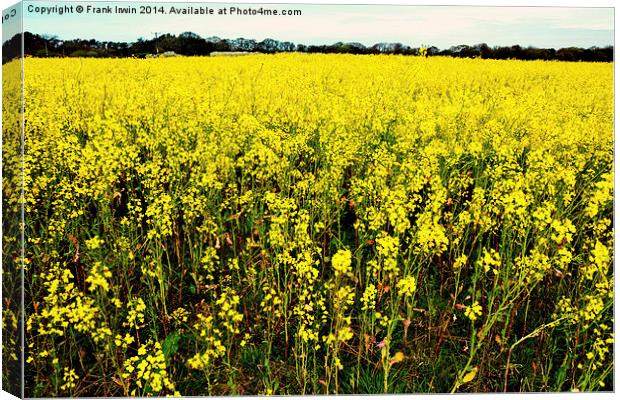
26, 4, 299, 16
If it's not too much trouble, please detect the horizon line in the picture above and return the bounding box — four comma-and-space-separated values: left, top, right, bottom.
4, 31, 614, 51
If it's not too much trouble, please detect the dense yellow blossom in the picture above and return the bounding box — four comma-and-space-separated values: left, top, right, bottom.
332, 249, 353, 278
8, 54, 612, 395
396, 276, 417, 297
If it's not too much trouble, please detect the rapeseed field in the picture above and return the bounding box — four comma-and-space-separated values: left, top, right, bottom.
2, 53, 613, 395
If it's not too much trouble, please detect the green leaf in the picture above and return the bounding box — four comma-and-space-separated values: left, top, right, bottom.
162, 331, 180, 365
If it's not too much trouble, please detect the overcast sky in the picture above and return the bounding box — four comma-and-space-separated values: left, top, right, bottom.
2, 0, 615, 49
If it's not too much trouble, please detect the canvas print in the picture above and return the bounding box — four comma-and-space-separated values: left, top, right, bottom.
1, 0, 614, 397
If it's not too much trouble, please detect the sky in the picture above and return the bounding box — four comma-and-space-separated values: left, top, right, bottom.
1, 0, 615, 49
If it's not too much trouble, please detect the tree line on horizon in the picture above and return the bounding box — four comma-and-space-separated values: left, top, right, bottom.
1, 31, 614, 64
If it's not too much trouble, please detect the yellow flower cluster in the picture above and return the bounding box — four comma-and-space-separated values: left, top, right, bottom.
123, 341, 177, 396
464, 301, 483, 321
332, 249, 353, 278
124, 297, 147, 330
478, 248, 501, 274
187, 315, 226, 370
396, 276, 417, 297
216, 288, 244, 334
60, 367, 78, 391
361, 284, 377, 311
86, 262, 112, 292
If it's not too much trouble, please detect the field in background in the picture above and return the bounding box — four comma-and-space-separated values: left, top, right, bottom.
2, 54, 614, 395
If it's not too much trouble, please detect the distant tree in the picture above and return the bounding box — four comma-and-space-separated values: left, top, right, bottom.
477, 43, 491, 59
3, 31, 613, 63
257, 38, 281, 53
427, 46, 440, 55
176, 32, 213, 55
3, 33, 22, 63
